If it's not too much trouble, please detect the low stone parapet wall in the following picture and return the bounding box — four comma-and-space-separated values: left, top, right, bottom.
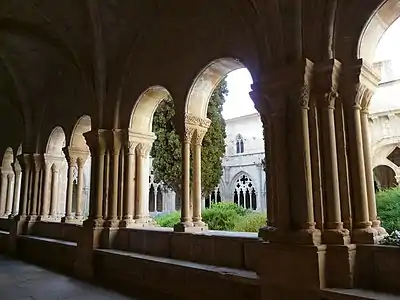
28, 221, 81, 243
111, 227, 262, 272
94, 248, 261, 300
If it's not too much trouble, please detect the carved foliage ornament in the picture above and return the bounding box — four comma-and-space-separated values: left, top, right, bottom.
136, 142, 152, 158
193, 128, 208, 146
299, 85, 310, 108
324, 88, 339, 110
184, 126, 196, 144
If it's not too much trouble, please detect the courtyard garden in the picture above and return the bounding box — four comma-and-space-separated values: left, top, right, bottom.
377, 187, 400, 246
155, 202, 266, 232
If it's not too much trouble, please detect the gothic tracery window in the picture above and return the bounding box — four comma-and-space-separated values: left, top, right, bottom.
233, 174, 256, 210
236, 134, 244, 154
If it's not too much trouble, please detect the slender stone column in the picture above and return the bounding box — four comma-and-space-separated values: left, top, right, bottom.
259, 115, 276, 228
75, 157, 86, 220
192, 127, 208, 227
5, 173, 14, 216
18, 154, 32, 217
84, 130, 107, 227
174, 126, 195, 231
49, 163, 60, 219
340, 62, 375, 243
0, 172, 7, 216
121, 139, 136, 227
134, 141, 152, 224
335, 99, 352, 230
29, 155, 42, 219
360, 89, 386, 236
151, 184, 157, 212
63, 154, 77, 222
106, 130, 122, 227
12, 161, 22, 216
39, 162, 52, 219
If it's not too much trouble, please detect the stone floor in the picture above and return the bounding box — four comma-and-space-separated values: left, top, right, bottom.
0, 255, 137, 300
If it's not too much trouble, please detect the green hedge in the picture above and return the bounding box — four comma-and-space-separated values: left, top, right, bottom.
154, 202, 265, 232
376, 187, 400, 234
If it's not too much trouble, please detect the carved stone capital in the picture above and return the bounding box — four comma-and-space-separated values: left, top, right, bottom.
299, 84, 310, 109
83, 129, 108, 155
136, 142, 153, 158
184, 126, 196, 144
324, 88, 339, 110
63, 146, 89, 167
193, 127, 208, 146
32, 154, 44, 172
12, 160, 21, 174
108, 129, 123, 155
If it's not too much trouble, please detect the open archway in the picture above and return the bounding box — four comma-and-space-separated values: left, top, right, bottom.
374, 165, 397, 189
181, 58, 264, 231
66, 115, 92, 221
359, 0, 400, 68
129, 86, 174, 224
0, 147, 15, 217
43, 126, 68, 220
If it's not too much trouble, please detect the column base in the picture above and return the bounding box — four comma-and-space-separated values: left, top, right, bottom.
322, 228, 351, 245
25, 215, 38, 222
61, 216, 75, 223
119, 218, 135, 228
83, 217, 105, 229
174, 221, 207, 233
259, 226, 322, 245
104, 219, 120, 228
352, 227, 378, 244
258, 242, 327, 300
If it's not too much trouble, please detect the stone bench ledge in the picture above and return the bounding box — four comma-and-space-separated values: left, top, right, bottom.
321, 288, 400, 300
96, 248, 259, 285
20, 235, 77, 247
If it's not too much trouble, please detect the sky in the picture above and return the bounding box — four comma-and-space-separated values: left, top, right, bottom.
222, 17, 400, 119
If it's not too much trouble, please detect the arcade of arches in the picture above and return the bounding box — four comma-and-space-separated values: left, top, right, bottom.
1, 1, 400, 299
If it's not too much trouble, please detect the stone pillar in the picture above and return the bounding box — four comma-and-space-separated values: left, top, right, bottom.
340, 61, 376, 243
134, 140, 153, 224
121, 138, 137, 227
313, 60, 349, 244
83, 130, 108, 227
0, 171, 7, 217
5, 173, 15, 216
28, 154, 42, 220
18, 154, 32, 217
76, 157, 86, 221
335, 99, 352, 231
174, 125, 195, 231
106, 130, 122, 227
49, 163, 60, 219
11, 161, 22, 216
359, 68, 387, 237
63, 152, 77, 222
251, 60, 325, 300
38, 161, 52, 220
192, 126, 208, 228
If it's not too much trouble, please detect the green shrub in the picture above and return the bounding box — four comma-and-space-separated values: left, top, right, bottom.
154, 211, 180, 227
202, 202, 246, 231
154, 202, 264, 232
233, 212, 266, 232
376, 187, 400, 234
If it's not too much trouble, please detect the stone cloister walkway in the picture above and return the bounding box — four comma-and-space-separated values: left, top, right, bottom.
0, 255, 137, 300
